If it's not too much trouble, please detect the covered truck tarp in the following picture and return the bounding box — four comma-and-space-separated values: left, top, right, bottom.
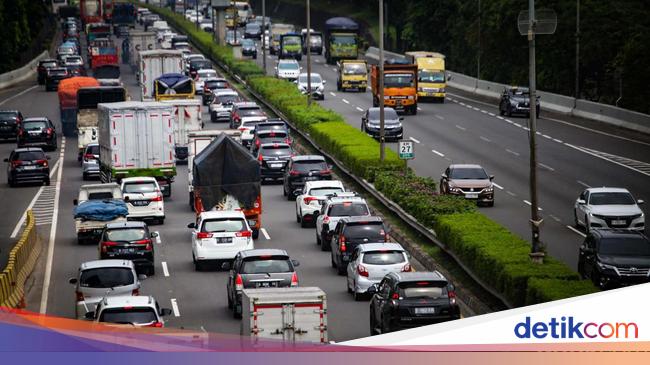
73, 199, 128, 221
192, 134, 261, 211
77, 86, 127, 110
58, 77, 100, 109
325, 17, 359, 31
154, 73, 194, 96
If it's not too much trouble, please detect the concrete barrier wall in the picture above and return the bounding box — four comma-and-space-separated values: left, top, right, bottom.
0, 51, 50, 90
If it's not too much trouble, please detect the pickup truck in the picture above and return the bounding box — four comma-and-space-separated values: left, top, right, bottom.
73, 183, 127, 245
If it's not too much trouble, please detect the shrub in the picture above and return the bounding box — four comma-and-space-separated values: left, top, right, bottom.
525, 278, 599, 305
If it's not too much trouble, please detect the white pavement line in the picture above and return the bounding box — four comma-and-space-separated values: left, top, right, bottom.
329, 92, 336, 97
162, 262, 170, 277
523, 200, 543, 210
542, 134, 552, 139
431, 149, 445, 157
577, 180, 590, 188
549, 215, 561, 222
171, 299, 181, 317
506, 191, 517, 197
466, 105, 473, 109
40, 137, 65, 314
496, 116, 505, 120
455, 125, 466, 131
479, 136, 491, 143
523, 127, 530, 131
481, 110, 488, 114
435, 115, 444, 120
417, 107, 422, 111
472, 107, 480, 111
342, 98, 350, 104
261, 227, 271, 240
552, 138, 563, 143
506, 149, 520, 157
488, 112, 496, 116
564, 143, 650, 177
543, 115, 650, 147
332, 68, 337, 72
492, 183, 504, 190
567, 225, 587, 238
0, 85, 39, 106
538, 163, 555, 171
355, 106, 364, 112
155, 232, 162, 244
459, 102, 466, 106
409, 137, 420, 144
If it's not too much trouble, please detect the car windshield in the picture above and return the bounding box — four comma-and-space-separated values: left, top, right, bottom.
241, 257, 292, 274
345, 223, 385, 240
202, 218, 246, 233
343, 63, 366, 75
278, 62, 299, 70
512, 89, 529, 96
362, 250, 405, 265
599, 238, 650, 256
449, 167, 488, 180
242, 39, 255, 47
399, 281, 448, 299
283, 36, 301, 45
384, 74, 414, 88
79, 267, 134, 288
105, 228, 147, 242
41, 61, 58, 68
99, 308, 157, 324
589, 192, 636, 205
309, 35, 322, 45
368, 108, 398, 120
205, 80, 228, 89
419, 70, 445, 83
23, 121, 48, 130
293, 160, 326, 172
329, 202, 369, 217
261, 146, 292, 156
86, 145, 100, 155
309, 187, 343, 197
14, 151, 45, 161
331, 34, 355, 46
123, 182, 157, 194
298, 74, 322, 83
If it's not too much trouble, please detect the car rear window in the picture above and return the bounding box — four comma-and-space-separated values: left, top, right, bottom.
205, 80, 228, 89
241, 256, 292, 274
344, 223, 385, 240
80, 267, 134, 288
41, 61, 58, 68
99, 307, 157, 324
23, 121, 48, 130
14, 151, 45, 161
241, 109, 264, 117
328, 202, 369, 217
202, 218, 247, 233
309, 187, 343, 197
199, 71, 217, 79
599, 238, 650, 256
49, 68, 68, 76
362, 250, 405, 265
123, 181, 157, 194
86, 145, 100, 155
259, 131, 288, 139
261, 145, 292, 156
88, 192, 115, 200
293, 160, 326, 172
105, 228, 147, 242
216, 95, 239, 104
398, 281, 449, 299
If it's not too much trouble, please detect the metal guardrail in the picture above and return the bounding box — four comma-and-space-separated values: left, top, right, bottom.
0, 211, 40, 309
0, 51, 50, 90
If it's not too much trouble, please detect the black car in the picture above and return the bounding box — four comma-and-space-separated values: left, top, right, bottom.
66, 65, 86, 77
45, 67, 70, 91
368, 272, 461, 335
244, 22, 262, 39
0, 110, 24, 140
499, 86, 540, 118
223, 249, 300, 318
114, 24, 130, 37
37, 59, 59, 85
4, 147, 50, 187
578, 229, 650, 289
99, 221, 158, 276
331, 216, 389, 275
250, 129, 291, 156
241, 39, 257, 59
282, 155, 332, 199
361, 107, 404, 141
17, 118, 57, 151
201, 77, 230, 105
257, 143, 294, 181
188, 59, 213, 79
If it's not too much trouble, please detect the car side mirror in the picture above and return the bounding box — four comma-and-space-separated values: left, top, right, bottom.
220, 261, 231, 270
138, 274, 148, 280
84, 311, 95, 320
3, 158, 8, 162
291, 259, 300, 267
367, 284, 378, 294
300, 67, 303, 70
322, 80, 326, 84
399, 117, 404, 121
447, 75, 451, 81
187, 222, 196, 229
293, 189, 302, 197
46, 155, 51, 160
73, 199, 78, 206
68, 278, 78, 285
160, 308, 172, 317
577, 199, 586, 205
150, 232, 159, 238
489, 175, 495, 181
274, 66, 277, 70
638, 199, 644, 205
441, 173, 447, 179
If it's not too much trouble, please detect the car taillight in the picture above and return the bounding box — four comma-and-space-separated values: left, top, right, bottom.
37, 159, 48, 167
357, 264, 368, 277
391, 293, 400, 300
83, 153, 95, 162
339, 235, 346, 252
101, 241, 117, 253
151, 193, 163, 202
11, 160, 22, 168
75, 291, 84, 302
235, 274, 244, 291
448, 290, 457, 305
258, 154, 263, 164
46, 128, 53, 136
303, 196, 318, 205
290, 272, 299, 287
132, 289, 140, 296
401, 263, 411, 272
134, 239, 153, 250
235, 230, 252, 237
289, 170, 299, 176
323, 215, 330, 224
319, 169, 331, 175
197, 232, 213, 239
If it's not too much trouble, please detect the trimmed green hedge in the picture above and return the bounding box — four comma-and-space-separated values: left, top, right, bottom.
143, 2, 597, 307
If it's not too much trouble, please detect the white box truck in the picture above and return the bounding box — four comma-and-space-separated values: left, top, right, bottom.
138, 50, 184, 101
128, 31, 157, 67
240, 287, 328, 345
97, 101, 177, 197
160, 99, 203, 163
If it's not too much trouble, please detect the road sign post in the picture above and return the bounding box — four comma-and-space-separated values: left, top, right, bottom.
398, 140, 414, 173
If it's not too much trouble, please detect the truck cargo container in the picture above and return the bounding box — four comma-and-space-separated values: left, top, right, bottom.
76, 86, 127, 161
138, 50, 184, 100
160, 99, 202, 163
128, 31, 157, 67
80, 0, 103, 26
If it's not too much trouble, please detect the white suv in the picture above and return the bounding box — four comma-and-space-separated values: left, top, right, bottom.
121, 177, 165, 224
315, 193, 370, 251
346, 243, 411, 301
295, 180, 345, 227
574, 187, 645, 232
275, 59, 301, 81
86, 295, 171, 327
188, 210, 254, 271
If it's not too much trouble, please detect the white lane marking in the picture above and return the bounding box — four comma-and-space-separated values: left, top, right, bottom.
564, 143, 650, 177
356, 106, 364, 112
0, 85, 39, 106
435, 115, 444, 120
472, 107, 480, 111
543, 115, 650, 147
481, 110, 488, 114
261, 227, 271, 240
488, 112, 496, 116
329, 92, 336, 97
538, 163, 555, 171
455, 125, 466, 131
171, 299, 181, 317
542, 134, 552, 139
40, 137, 66, 314
523, 200, 543, 210
459, 102, 466, 106
332, 67, 337, 72
506, 149, 520, 157
162, 262, 170, 277
155, 232, 162, 244
409, 137, 420, 144
431, 149, 445, 157
200, 326, 207, 333
479, 136, 491, 143
342, 99, 350, 104
496, 116, 505, 120
567, 225, 587, 237
577, 180, 590, 188
466, 105, 473, 109
549, 215, 561, 222
506, 191, 517, 197
417, 107, 422, 111
553, 138, 563, 143
522, 126, 530, 131
492, 183, 504, 190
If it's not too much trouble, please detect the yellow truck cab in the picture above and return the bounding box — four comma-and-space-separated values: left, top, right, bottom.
406, 51, 447, 102
336, 60, 368, 92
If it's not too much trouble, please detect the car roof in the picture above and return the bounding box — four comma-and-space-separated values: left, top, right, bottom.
80, 259, 135, 271
23, 117, 49, 122
234, 102, 260, 108
105, 221, 148, 229
199, 210, 246, 219
585, 187, 631, 194
101, 295, 156, 308
197, 69, 217, 74
388, 271, 447, 282
214, 89, 237, 96
449, 164, 484, 169
298, 72, 322, 78
367, 107, 397, 113
305, 180, 344, 189
291, 155, 324, 162
591, 229, 649, 241
278, 59, 299, 64
240, 248, 289, 258
260, 142, 291, 148
340, 216, 384, 224
12, 147, 45, 153
205, 77, 227, 82
85, 142, 99, 147
121, 176, 157, 183
357, 242, 405, 252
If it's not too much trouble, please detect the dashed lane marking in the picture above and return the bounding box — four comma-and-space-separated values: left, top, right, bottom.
409, 137, 420, 144
431, 149, 445, 157
329, 92, 336, 97
479, 136, 491, 143
492, 183, 504, 190
155, 232, 162, 244
538, 163, 555, 172
171, 299, 181, 317
567, 225, 587, 238
488, 112, 496, 117
356, 106, 364, 112
342, 98, 350, 104
455, 125, 466, 131
549, 215, 561, 222
523, 200, 543, 210
506, 149, 520, 157
261, 228, 271, 240
577, 180, 590, 188
162, 262, 170, 277
417, 107, 422, 111
506, 191, 517, 197
435, 115, 444, 120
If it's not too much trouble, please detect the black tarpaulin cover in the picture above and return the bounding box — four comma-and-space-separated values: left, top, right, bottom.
193, 134, 261, 210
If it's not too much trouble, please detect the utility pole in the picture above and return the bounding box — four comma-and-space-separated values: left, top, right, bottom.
379, 0, 385, 162
196, 1, 199, 30
575, 0, 580, 99
306, 0, 312, 107
477, 0, 481, 79
262, 0, 267, 75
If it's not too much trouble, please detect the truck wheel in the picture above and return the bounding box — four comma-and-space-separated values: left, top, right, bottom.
44, 178, 50, 186
300, 217, 309, 228
227, 291, 233, 309
252, 229, 259, 239
360, 87, 366, 93
148, 265, 155, 276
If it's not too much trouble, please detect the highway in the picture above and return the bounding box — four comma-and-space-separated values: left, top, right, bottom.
253, 42, 650, 270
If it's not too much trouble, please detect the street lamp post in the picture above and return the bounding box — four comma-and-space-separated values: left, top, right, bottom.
575, 0, 580, 99
478, 0, 481, 79
379, 0, 385, 162
196, 1, 199, 30
306, 0, 312, 107
262, 0, 267, 75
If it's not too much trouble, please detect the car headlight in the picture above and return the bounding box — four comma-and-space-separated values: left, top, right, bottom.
317, 85, 324, 92
597, 262, 617, 272
439, 88, 446, 93
590, 213, 607, 220
483, 186, 494, 193
450, 187, 462, 193
407, 95, 414, 100
384, 95, 390, 100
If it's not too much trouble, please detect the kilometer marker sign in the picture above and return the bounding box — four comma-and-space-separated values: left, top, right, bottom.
399, 140, 414, 160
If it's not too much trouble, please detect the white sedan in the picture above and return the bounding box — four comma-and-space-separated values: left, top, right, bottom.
574, 187, 645, 232
195, 69, 218, 94
295, 180, 345, 227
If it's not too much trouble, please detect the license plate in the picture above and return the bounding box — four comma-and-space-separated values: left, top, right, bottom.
414, 307, 435, 314
119, 248, 136, 254
611, 220, 627, 226
216, 237, 233, 244
465, 193, 479, 199
23, 165, 37, 170
270, 163, 282, 169
256, 281, 277, 288
131, 200, 149, 206
395, 100, 402, 106
28, 131, 41, 135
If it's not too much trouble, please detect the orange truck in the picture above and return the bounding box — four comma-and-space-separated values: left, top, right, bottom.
370, 62, 418, 115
